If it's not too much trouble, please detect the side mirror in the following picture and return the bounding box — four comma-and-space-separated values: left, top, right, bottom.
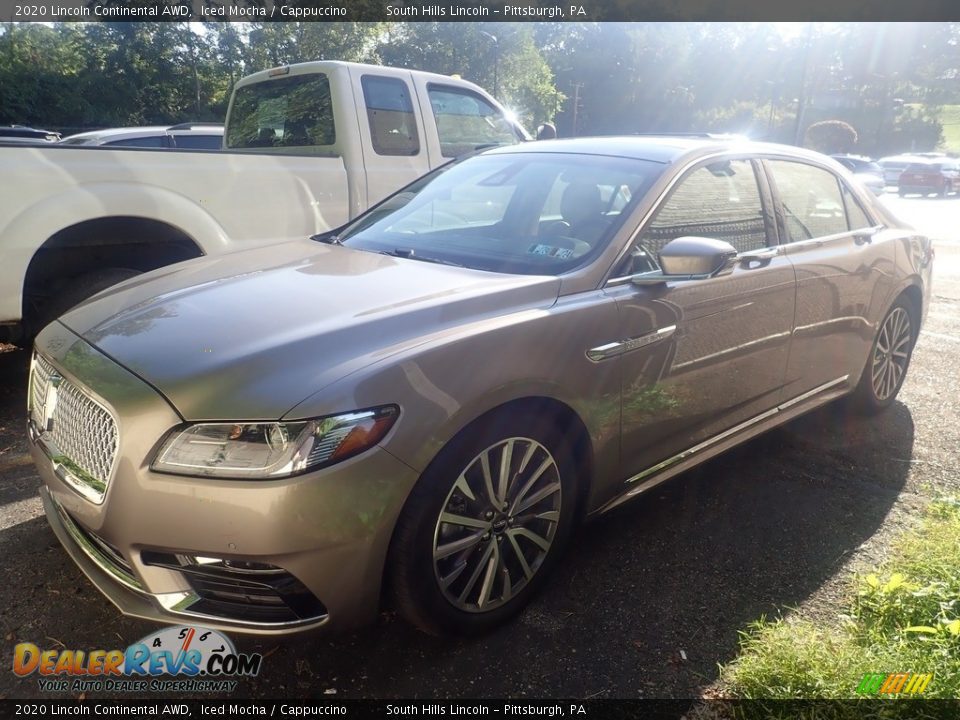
629, 236, 738, 286
658, 236, 738, 276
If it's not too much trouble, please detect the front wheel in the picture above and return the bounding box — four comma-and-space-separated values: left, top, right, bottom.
850, 299, 916, 414
388, 416, 578, 636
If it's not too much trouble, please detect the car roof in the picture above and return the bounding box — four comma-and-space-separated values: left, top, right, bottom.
0, 125, 61, 139
878, 154, 928, 163
61, 125, 224, 144
237, 60, 476, 90
484, 135, 831, 166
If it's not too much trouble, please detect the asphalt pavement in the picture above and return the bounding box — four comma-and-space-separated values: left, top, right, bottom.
0, 194, 958, 700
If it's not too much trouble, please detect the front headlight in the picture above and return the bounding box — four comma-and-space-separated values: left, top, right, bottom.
151, 406, 399, 479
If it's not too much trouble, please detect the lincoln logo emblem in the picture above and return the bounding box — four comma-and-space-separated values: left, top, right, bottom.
43, 373, 62, 432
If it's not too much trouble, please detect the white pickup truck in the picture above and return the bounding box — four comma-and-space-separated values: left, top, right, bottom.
0, 60, 527, 343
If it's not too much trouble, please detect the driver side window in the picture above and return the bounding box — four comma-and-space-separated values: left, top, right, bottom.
618, 159, 767, 276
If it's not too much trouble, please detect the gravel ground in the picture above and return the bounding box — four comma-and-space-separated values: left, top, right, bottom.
0, 195, 958, 700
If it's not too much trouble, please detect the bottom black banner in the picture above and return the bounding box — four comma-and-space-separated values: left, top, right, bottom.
3, 699, 960, 720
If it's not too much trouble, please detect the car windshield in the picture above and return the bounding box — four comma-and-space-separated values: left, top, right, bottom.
337, 152, 662, 275
905, 163, 938, 172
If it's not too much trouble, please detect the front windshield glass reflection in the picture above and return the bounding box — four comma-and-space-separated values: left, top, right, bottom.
339, 152, 662, 275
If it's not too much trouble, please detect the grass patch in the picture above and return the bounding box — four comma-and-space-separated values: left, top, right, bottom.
719, 499, 960, 699
940, 105, 960, 152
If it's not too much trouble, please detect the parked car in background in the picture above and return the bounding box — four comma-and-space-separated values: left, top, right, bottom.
29, 137, 932, 638
877, 153, 927, 186
897, 160, 960, 197
0, 125, 61, 143
60, 123, 225, 149
831, 154, 885, 195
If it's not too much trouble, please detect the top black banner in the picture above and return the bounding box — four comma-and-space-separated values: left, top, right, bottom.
1, 0, 959, 22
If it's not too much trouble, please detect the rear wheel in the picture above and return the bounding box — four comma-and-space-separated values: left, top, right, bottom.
851, 299, 916, 414
388, 414, 578, 635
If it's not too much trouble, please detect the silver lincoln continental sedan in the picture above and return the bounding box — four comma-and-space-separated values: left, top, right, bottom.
28, 137, 933, 637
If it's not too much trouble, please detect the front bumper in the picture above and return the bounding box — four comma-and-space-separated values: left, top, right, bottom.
30, 322, 420, 636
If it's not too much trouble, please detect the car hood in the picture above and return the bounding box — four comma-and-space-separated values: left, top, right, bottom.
60, 240, 561, 420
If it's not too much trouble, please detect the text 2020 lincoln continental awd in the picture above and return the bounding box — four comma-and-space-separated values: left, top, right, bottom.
28, 137, 933, 636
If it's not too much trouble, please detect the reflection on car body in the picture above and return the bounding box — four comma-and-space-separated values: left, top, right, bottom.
28, 137, 933, 638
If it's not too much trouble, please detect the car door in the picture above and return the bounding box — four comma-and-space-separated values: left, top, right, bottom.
602, 157, 797, 486
762, 158, 896, 399
348, 67, 432, 208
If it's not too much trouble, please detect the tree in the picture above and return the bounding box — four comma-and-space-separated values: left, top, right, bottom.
379, 23, 562, 130
804, 120, 859, 153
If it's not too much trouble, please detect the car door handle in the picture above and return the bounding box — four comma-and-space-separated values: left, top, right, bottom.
738, 247, 781, 267
740, 248, 780, 260
853, 226, 882, 245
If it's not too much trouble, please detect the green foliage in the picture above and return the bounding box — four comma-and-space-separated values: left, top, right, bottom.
0, 21, 957, 152
720, 499, 960, 699
938, 105, 960, 152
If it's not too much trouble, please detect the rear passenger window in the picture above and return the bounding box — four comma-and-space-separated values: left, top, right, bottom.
767, 161, 848, 241
427, 84, 518, 158
172, 134, 222, 150
842, 185, 872, 230
361, 75, 420, 157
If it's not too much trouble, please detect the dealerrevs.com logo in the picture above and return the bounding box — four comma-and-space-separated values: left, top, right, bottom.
13, 626, 263, 693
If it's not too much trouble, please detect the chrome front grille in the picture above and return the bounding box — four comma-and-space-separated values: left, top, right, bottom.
30, 353, 119, 502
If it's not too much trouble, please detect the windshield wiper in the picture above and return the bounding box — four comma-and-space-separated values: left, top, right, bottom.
379, 248, 464, 268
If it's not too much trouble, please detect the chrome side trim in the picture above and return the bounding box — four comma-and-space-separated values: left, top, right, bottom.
623, 375, 849, 487
595, 375, 851, 515
587, 325, 677, 362
673, 330, 792, 370
54, 500, 143, 591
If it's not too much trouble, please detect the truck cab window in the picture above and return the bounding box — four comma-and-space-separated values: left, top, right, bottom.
226, 73, 336, 151
361, 75, 420, 157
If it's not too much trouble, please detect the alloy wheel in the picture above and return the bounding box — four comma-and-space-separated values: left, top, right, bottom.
432, 437, 562, 613
871, 307, 912, 401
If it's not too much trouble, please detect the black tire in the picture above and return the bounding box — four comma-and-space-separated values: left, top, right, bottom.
388, 412, 580, 636
31, 267, 141, 335
850, 298, 917, 414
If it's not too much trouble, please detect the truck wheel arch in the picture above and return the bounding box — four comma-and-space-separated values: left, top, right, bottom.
21, 216, 205, 338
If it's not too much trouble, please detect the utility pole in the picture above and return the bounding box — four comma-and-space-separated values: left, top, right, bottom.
793, 23, 815, 146
570, 82, 583, 137
479, 31, 499, 97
